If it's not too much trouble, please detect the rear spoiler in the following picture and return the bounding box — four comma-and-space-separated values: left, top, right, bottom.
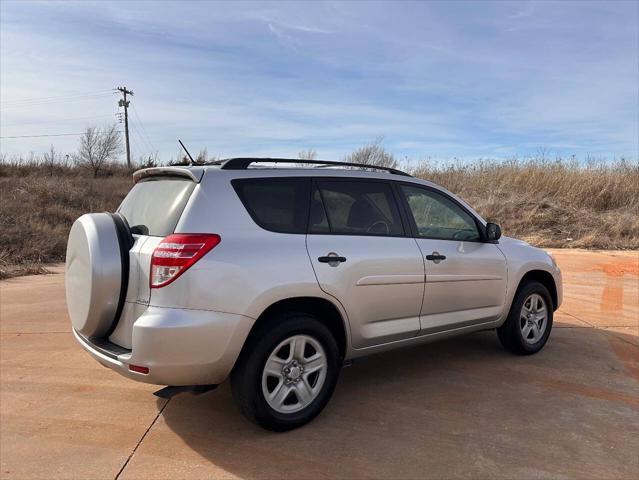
132, 166, 204, 183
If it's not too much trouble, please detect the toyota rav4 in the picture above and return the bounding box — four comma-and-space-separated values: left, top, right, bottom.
65, 158, 562, 431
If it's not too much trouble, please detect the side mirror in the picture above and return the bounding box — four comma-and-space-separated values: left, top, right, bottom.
485, 222, 502, 242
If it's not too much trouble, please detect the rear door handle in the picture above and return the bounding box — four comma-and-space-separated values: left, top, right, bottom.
318, 255, 347, 263
425, 253, 446, 262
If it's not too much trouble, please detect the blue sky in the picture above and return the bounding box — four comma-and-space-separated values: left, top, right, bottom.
1, 0, 637, 163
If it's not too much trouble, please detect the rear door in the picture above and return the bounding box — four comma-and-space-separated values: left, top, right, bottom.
108, 175, 197, 347
306, 178, 425, 349
397, 183, 507, 334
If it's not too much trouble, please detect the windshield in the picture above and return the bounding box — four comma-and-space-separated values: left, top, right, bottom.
118, 176, 195, 236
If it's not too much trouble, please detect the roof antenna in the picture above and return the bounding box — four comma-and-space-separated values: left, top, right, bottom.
178, 139, 195, 165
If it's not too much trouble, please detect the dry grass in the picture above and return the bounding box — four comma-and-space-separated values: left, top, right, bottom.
0, 159, 133, 279
411, 158, 639, 250
1, 156, 637, 279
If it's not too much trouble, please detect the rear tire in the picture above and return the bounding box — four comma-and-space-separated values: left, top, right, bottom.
231, 313, 340, 431
497, 281, 553, 355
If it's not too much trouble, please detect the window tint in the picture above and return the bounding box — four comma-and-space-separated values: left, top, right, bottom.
309, 187, 330, 233
233, 178, 310, 234
118, 177, 195, 236
400, 185, 480, 241
311, 180, 404, 236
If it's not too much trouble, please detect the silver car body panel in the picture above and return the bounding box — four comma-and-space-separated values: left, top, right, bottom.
108, 235, 162, 348
132, 165, 205, 183
306, 234, 424, 348
415, 238, 508, 333
496, 236, 563, 314
69, 165, 563, 385
75, 306, 253, 385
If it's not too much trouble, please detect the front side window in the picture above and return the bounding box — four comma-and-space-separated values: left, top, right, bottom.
400, 185, 480, 241
233, 178, 310, 234
310, 180, 404, 236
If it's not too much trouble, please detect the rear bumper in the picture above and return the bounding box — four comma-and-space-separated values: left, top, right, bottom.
73, 306, 254, 386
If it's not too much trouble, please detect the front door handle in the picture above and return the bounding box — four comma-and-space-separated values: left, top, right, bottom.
318, 254, 347, 263
425, 252, 446, 262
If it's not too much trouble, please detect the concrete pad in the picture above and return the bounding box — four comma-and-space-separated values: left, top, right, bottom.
0, 264, 66, 334
122, 328, 639, 480
600, 327, 639, 347
547, 249, 639, 329
1, 268, 160, 479
1, 251, 638, 479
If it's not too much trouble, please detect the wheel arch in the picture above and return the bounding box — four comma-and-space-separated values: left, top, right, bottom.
242, 296, 349, 361
518, 269, 558, 310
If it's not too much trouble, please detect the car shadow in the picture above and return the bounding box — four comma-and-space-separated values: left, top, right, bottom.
157, 327, 639, 479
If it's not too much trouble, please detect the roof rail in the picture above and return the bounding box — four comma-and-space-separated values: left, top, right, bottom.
219, 157, 412, 177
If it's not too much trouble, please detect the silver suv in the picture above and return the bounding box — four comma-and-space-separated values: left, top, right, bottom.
66, 158, 562, 431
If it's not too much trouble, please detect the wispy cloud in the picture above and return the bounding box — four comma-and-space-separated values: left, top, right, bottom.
509, 1, 537, 19
0, 0, 636, 162
270, 21, 332, 35
267, 18, 332, 49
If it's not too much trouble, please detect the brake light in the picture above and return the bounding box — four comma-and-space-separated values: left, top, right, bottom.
150, 234, 221, 288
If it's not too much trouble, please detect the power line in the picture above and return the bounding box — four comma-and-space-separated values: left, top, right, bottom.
1, 114, 116, 128
3, 89, 113, 102
1, 90, 114, 107
130, 104, 157, 152
129, 120, 154, 155
1, 131, 123, 139
0, 132, 86, 139
128, 111, 156, 154
1, 93, 114, 110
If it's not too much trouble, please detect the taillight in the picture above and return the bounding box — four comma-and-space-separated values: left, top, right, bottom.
150, 233, 221, 288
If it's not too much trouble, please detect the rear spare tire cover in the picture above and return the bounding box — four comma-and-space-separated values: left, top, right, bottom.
65, 213, 130, 337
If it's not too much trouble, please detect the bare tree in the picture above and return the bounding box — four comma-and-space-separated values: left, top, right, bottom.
298, 149, 317, 160
196, 148, 208, 164
74, 125, 122, 177
343, 138, 398, 169
138, 151, 160, 169
168, 149, 191, 166
42, 145, 57, 176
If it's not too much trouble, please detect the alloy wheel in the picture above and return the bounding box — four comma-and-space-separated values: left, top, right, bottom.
261, 334, 328, 414
520, 293, 548, 344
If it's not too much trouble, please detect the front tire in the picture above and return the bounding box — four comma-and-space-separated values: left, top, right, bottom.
231, 313, 340, 431
497, 281, 553, 355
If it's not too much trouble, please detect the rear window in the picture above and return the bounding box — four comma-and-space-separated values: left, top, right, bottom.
118, 177, 195, 236
232, 178, 310, 234
311, 180, 404, 236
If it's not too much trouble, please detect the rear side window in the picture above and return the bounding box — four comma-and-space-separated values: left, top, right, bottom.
311, 180, 404, 236
233, 178, 310, 234
118, 176, 195, 236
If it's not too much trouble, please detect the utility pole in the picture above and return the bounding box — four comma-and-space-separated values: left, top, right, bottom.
116, 86, 133, 168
